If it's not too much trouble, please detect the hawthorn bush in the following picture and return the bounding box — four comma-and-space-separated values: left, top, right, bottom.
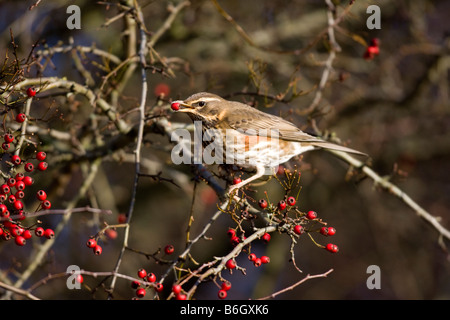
0, 0, 448, 300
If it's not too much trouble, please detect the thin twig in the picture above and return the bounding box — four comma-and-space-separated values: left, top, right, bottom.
0, 281, 40, 300
257, 268, 334, 300
107, 0, 148, 296
328, 150, 450, 242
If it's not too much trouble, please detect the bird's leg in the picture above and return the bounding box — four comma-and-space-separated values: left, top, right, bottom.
227, 166, 267, 195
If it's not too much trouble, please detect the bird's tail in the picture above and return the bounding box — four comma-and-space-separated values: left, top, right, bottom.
311, 141, 367, 156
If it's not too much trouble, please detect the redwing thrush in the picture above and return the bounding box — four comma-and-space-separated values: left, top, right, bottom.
171, 92, 365, 194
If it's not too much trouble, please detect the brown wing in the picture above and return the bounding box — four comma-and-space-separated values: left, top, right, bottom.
221, 101, 365, 155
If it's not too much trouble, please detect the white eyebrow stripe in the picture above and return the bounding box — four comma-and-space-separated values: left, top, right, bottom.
188, 97, 222, 103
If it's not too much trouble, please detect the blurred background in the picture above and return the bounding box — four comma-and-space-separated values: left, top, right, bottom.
0, 0, 449, 300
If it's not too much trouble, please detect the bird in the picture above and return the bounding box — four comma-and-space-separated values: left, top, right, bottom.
171, 92, 366, 194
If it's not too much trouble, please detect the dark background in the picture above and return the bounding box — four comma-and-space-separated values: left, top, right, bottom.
0, 0, 449, 300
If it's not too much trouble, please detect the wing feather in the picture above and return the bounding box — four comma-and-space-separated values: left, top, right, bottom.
221, 102, 365, 155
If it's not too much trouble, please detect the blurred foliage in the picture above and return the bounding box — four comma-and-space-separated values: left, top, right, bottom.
0, 0, 449, 300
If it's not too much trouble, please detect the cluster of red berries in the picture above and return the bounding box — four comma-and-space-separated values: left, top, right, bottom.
258, 196, 297, 210
227, 228, 242, 246
363, 38, 380, 60
218, 280, 231, 299
129, 244, 175, 298
86, 238, 103, 256
257, 196, 339, 254
132, 268, 164, 299
248, 253, 270, 267
0, 139, 53, 246
224, 229, 272, 272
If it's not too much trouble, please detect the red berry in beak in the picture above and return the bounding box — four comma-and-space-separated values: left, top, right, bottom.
171, 102, 180, 111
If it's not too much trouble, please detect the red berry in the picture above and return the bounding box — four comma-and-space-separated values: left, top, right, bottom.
44, 228, 55, 239
13, 200, 23, 210
325, 243, 339, 253
10, 225, 24, 237
36, 151, 46, 161
221, 280, 232, 291
233, 177, 241, 185
2, 143, 10, 150
147, 273, 156, 283
11, 155, 21, 165
320, 227, 329, 236
225, 259, 236, 270
1, 184, 10, 194
8, 195, 16, 204
42, 200, 51, 210
15, 180, 25, 191
176, 293, 187, 300
7, 178, 15, 187
155, 283, 164, 292
2, 231, 11, 241
76, 274, 84, 284
4, 134, 14, 143
218, 289, 227, 299
24, 163, 34, 172
26, 87, 36, 97
35, 227, 44, 237
253, 258, 262, 267
105, 228, 117, 240
367, 45, 379, 55
227, 229, 236, 238
293, 225, 304, 235
15, 190, 25, 199
154, 83, 170, 97
370, 38, 380, 47
136, 288, 146, 298
37, 190, 47, 201
306, 210, 317, 220
22, 229, 32, 239
258, 199, 267, 209
86, 238, 97, 248
171, 102, 180, 111
137, 268, 147, 279
287, 196, 296, 206
93, 245, 102, 255
23, 176, 34, 186
277, 200, 286, 210
16, 210, 25, 220
172, 284, 182, 295
15, 173, 24, 181
230, 235, 240, 246
262, 232, 271, 243
131, 280, 140, 289
16, 113, 26, 123
37, 161, 48, 171
260, 256, 270, 264
164, 244, 174, 255
327, 227, 336, 236
248, 253, 257, 261
117, 213, 127, 223
15, 236, 26, 246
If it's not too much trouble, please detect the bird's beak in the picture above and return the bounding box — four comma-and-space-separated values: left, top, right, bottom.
171, 100, 193, 112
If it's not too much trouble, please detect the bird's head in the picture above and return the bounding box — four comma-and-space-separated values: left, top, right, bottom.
171, 92, 226, 122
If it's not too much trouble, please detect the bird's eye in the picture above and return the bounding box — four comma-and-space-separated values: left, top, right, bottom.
198, 101, 206, 107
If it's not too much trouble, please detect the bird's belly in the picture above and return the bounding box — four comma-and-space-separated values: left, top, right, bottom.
203, 132, 314, 168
